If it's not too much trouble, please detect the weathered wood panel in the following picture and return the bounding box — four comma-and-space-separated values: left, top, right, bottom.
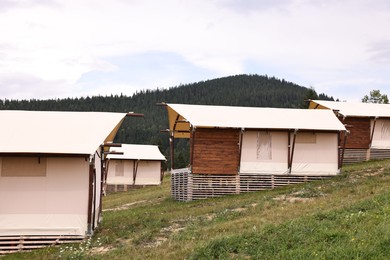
340, 117, 371, 149
191, 128, 240, 175
171, 170, 332, 201
341, 148, 369, 164
0, 235, 85, 254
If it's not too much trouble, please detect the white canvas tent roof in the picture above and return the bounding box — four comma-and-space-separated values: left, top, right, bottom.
166, 103, 346, 138
108, 144, 166, 161
309, 100, 390, 118
0, 110, 127, 155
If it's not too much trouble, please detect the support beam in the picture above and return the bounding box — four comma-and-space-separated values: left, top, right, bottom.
369, 117, 378, 148
238, 128, 244, 172
87, 163, 94, 235
126, 112, 144, 117
288, 130, 298, 174
339, 131, 348, 170
133, 160, 139, 185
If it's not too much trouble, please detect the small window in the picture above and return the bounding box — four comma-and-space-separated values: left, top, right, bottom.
296, 132, 317, 144
257, 131, 272, 160
115, 160, 124, 176
1, 157, 47, 177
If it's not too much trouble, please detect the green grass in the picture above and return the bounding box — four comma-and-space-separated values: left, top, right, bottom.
5, 159, 390, 259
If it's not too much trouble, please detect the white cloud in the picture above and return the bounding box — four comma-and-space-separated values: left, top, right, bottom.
0, 0, 389, 100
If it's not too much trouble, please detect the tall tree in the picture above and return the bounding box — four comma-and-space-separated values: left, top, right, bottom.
299, 87, 318, 108
362, 89, 389, 104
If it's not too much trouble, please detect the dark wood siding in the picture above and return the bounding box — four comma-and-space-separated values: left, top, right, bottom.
191, 128, 240, 175
340, 117, 371, 149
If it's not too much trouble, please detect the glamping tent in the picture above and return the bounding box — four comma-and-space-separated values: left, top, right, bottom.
164, 103, 347, 201
105, 144, 166, 192
0, 110, 130, 253
309, 100, 390, 163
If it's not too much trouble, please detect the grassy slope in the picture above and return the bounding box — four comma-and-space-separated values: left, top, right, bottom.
6, 159, 390, 259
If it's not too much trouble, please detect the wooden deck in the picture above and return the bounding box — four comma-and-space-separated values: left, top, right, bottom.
0, 235, 85, 254
171, 170, 332, 201
342, 148, 390, 164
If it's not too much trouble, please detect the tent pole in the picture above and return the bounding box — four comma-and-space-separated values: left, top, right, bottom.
133, 159, 139, 185
92, 164, 97, 231
87, 161, 94, 236
339, 131, 348, 170
170, 135, 175, 170
288, 130, 298, 174
287, 131, 291, 171
99, 148, 105, 218
238, 128, 244, 173
190, 127, 196, 168
369, 117, 378, 148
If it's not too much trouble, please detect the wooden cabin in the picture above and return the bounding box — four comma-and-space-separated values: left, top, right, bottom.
0, 110, 129, 253
105, 144, 166, 192
309, 100, 390, 163
164, 103, 347, 201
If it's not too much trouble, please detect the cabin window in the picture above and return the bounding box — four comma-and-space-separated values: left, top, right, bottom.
381, 121, 390, 140
257, 131, 272, 160
296, 132, 317, 144
115, 160, 124, 176
1, 157, 47, 177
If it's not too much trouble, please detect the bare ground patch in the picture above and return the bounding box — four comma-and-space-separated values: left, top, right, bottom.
103, 200, 147, 212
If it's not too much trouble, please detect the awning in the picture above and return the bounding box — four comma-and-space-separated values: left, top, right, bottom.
166, 103, 347, 138
0, 110, 127, 155
309, 100, 390, 118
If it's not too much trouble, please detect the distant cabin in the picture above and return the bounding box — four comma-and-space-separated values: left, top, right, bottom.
0, 110, 129, 253
163, 103, 347, 201
309, 100, 390, 163
105, 144, 166, 192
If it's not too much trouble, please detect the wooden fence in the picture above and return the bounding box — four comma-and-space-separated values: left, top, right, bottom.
0, 235, 85, 255
171, 170, 331, 201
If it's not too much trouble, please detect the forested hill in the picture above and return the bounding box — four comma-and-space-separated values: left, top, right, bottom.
0, 74, 333, 168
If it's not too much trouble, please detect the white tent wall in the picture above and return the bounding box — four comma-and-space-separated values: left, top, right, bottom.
371, 119, 390, 149
291, 132, 339, 175
240, 131, 288, 174
136, 161, 162, 185
239, 131, 339, 176
106, 159, 162, 186
107, 159, 135, 185
0, 156, 89, 236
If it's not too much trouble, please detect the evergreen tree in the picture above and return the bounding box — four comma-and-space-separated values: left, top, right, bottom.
362, 89, 389, 104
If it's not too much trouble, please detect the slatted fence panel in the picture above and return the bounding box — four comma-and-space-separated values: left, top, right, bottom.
0, 235, 85, 255
171, 170, 332, 201
342, 148, 369, 164
370, 149, 390, 160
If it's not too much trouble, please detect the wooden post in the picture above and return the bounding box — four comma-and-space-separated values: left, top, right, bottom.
190, 127, 196, 166
368, 117, 378, 161
87, 162, 94, 235
170, 135, 175, 170
287, 131, 291, 171
92, 164, 97, 230
133, 159, 139, 185
238, 128, 244, 173
339, 131, 348, 169
288, 130, 298, 174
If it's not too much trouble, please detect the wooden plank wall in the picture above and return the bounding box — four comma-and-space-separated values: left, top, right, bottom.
340, 117, 371, 149
191, 128, 240, 175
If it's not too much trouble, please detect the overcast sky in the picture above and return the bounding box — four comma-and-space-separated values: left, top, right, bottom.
1, 0, 389, 102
